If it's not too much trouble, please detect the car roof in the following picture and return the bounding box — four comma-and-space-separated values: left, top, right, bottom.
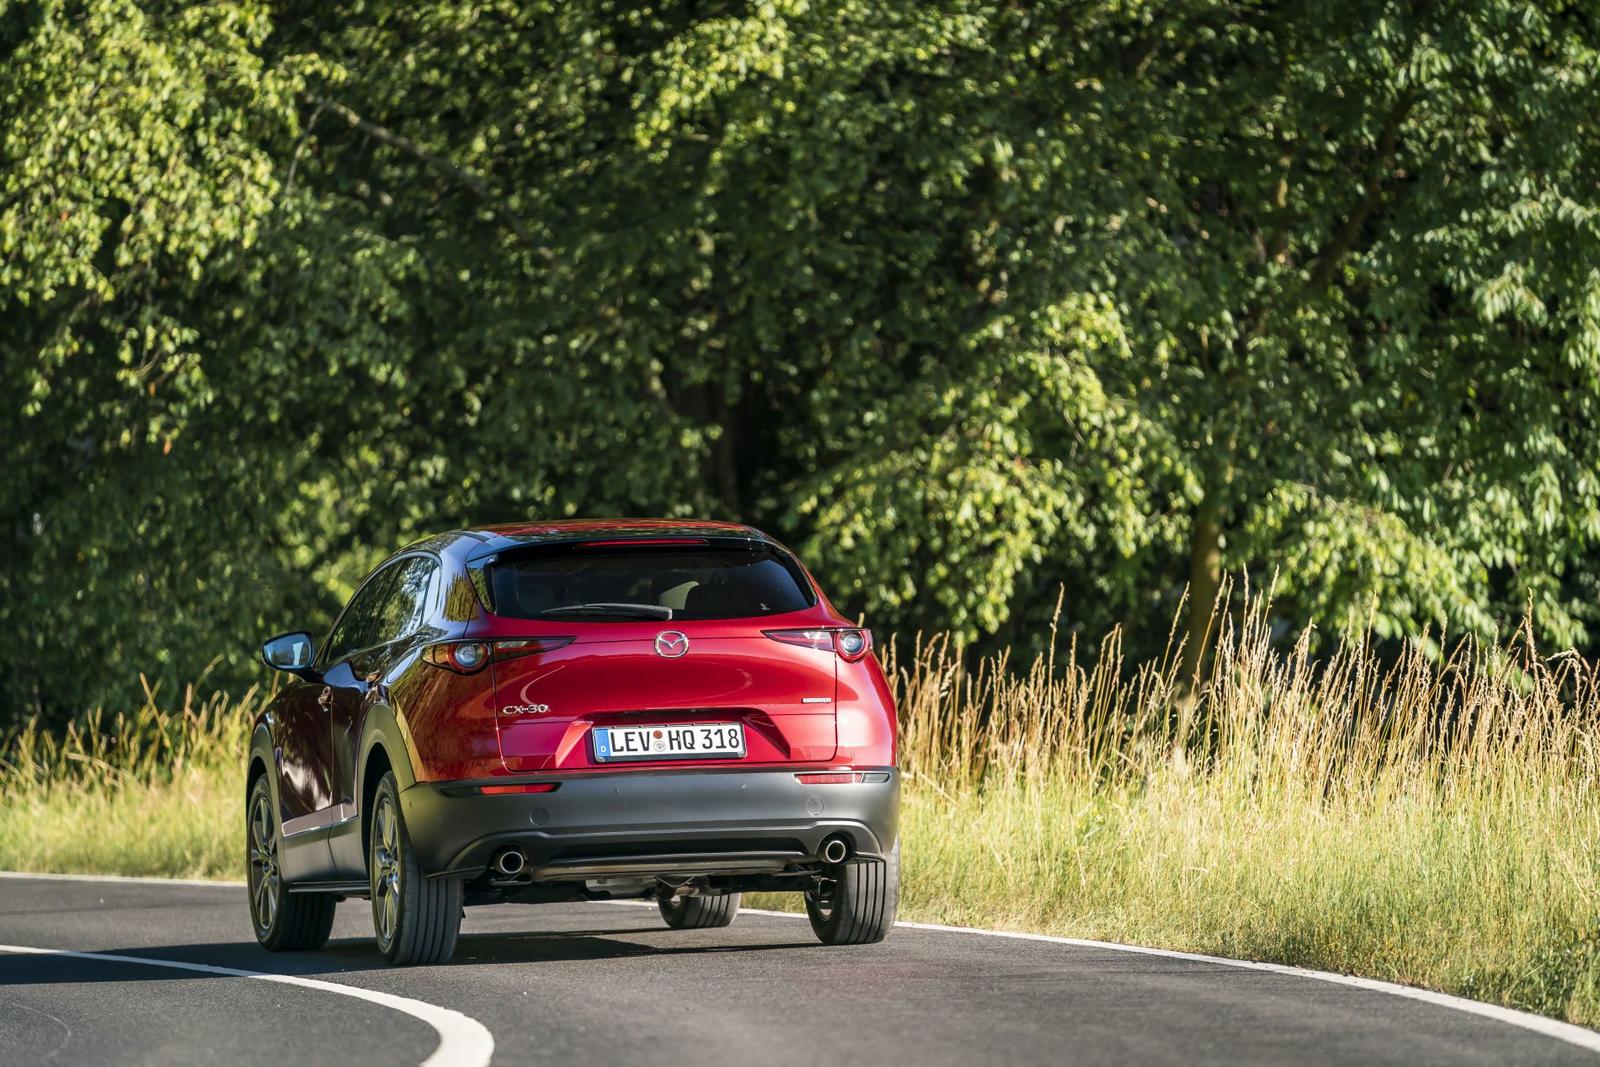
409, 519, 775, 562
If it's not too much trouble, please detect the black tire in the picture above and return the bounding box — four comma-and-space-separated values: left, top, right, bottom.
246, 776, 336, 951
658, 892, 741, 929
369, 772, 461, 965
805, 841, 899, 945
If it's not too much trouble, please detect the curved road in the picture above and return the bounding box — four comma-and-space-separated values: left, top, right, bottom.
0, 874, 1594, 1066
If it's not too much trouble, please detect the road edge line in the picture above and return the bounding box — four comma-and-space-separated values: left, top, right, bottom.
614, 899, 1600, 1056
0, 870, 247, 888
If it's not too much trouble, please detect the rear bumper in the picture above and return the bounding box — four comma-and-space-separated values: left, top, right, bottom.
399, 767, 900, 878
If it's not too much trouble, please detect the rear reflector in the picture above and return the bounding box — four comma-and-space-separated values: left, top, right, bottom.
478, 782, 560, 795
795, 772, 863, 785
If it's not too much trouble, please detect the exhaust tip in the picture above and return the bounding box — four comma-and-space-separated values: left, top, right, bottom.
493, 848, 526, 876
819, 836, 850, 865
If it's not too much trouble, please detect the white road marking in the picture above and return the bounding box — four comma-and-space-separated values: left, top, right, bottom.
0, 875, 494, 1067
888, 919, 1600, 1056
0, 945, 493, 1067
7, 871, 1600, 1057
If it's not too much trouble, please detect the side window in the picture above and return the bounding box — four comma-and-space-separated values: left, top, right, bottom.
322, 566, 399, 667
373, 557, 437, 646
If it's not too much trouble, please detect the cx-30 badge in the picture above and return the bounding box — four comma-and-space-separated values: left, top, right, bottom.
655, 630, 689, 658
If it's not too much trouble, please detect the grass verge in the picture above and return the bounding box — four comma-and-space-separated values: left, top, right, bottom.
0, 683, 248, 880
4, 595, 1598, 1023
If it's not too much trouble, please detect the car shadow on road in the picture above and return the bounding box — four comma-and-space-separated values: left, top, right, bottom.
0, 925, 825, 984
449, 929, 818, 966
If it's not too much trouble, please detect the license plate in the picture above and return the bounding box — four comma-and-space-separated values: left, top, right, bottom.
592, 722, 746, 763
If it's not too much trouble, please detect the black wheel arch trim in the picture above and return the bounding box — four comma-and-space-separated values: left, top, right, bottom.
247, 722, 280, 823
350, 702, 420, 868
361, 703, 419, 798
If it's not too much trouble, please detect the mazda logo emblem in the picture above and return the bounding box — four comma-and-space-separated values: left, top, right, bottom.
654, 631, 689, 658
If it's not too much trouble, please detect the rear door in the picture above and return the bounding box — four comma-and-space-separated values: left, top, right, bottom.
326, 554, 439, 875
326, 555, 438, 814
480, 540, 838, 772
306, 563, 398, 828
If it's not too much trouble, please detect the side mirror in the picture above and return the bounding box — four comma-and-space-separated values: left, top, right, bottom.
262, 631, 319, 679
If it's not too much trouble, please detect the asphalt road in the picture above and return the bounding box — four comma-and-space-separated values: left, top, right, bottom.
1, 874, 1595, 1066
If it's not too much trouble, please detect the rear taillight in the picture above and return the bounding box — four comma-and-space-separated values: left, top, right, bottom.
835, 628, 870, 661
493, 636, 576, 661
424, 641, 491, 673
764, 628, 872, 661
425, 637, 574, 673
765, 628, 834, 652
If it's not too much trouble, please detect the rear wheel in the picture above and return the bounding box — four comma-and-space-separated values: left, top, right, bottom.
246, 777, 336, 951
805, 841, 898, 945
658, 892, 741, 929
369, 772, 462, 965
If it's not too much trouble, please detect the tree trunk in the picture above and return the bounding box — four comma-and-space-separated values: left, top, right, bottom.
659, 361, 743, 518
708, 384, 743, 519
1180, 481, 1224, 687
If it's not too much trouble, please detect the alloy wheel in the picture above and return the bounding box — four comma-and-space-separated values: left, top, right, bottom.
248, 791, 281, 934
371, 794, 402, 947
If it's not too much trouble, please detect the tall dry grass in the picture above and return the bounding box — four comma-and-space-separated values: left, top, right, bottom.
3, 594, 1598, 1021
886, 589, 1600, 1023
0, 680, 262, 879
897, 590, 1600, 798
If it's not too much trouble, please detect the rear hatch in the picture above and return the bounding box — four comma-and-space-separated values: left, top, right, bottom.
473, 538, 840, 772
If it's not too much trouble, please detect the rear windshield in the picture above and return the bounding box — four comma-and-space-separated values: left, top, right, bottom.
486, 545, 816, 621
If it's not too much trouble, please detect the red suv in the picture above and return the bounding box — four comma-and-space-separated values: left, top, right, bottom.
248, 520, 899, 964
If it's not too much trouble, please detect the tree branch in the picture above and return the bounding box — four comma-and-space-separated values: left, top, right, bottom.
1305, 89, 1416, 291
302, 92, 535, 246
283, 97, 328, 200
1301, 0, 1439, 291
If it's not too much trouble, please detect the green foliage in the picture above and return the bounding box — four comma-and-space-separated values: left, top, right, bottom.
5, 0, 1600, 723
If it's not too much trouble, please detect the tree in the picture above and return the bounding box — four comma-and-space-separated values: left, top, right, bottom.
1, 0, 302, 718
5, 0, 1600, 726
730, 0, 1600, 662
1073, 0, 1600, 665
